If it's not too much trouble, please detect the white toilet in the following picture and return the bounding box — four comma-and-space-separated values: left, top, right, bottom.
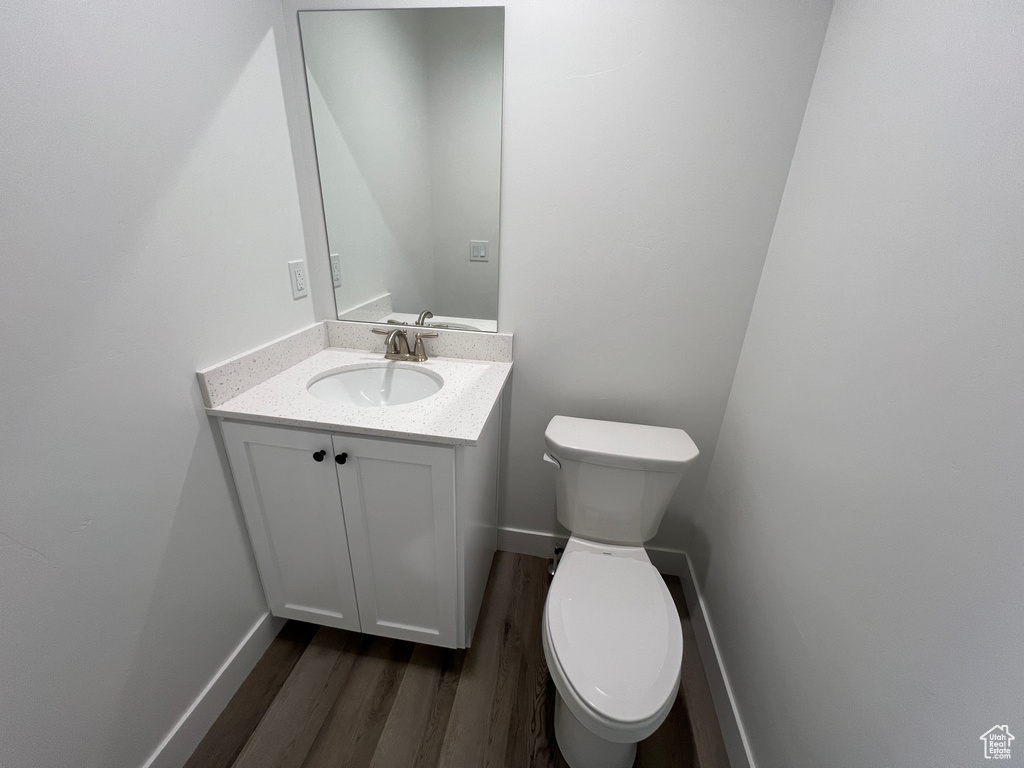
542, 415, 699, 768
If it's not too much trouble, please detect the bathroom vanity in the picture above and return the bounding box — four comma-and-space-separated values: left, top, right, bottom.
199, 321, 512, 649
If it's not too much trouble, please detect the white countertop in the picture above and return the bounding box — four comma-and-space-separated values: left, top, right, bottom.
207, 347, 512, 445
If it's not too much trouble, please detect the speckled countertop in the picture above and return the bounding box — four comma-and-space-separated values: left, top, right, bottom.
207, 347, 512, 445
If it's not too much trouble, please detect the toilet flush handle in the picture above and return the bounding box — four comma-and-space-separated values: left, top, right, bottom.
542, 452, 561, 469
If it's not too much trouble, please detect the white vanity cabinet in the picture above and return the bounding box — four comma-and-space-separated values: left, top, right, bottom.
219, 403, 500, 649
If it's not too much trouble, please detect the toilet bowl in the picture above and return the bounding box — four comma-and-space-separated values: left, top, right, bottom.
541, 416, 698, 768
543, 537, 683, 767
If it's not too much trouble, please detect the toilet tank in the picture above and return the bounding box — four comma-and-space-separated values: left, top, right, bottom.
544, 416, 699, 545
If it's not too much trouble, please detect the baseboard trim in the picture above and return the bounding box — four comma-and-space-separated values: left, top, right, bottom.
678, 556, 756, 768
497, 525, 754, 768
139, 611, 285, 768
496, 525, 564, 558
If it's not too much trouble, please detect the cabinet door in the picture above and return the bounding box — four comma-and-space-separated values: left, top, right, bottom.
333, 434, 457, 647
221, 421, 361, 631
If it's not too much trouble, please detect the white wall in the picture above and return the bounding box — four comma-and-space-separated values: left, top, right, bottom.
425, 8, 503, 320
696, 2, 1024, 765
301, 10, 436, 314
0, 1, 314, 766
495, 0, 834, 549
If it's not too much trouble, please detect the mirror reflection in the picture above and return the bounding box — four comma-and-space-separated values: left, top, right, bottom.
299, 8, 504, 332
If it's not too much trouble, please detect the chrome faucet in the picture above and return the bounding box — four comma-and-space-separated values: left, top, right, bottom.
372, 327, 438, 362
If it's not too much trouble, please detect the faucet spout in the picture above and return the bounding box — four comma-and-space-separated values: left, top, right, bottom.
416, 310, 434, 326
372, 327, 411, 360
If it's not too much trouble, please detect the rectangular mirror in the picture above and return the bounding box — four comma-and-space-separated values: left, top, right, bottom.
299, 8, 504, 332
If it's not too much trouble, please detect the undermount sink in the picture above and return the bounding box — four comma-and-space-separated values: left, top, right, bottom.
307, 363, 443, 407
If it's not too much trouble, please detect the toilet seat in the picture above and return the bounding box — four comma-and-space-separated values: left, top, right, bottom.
543, 550, 682, 742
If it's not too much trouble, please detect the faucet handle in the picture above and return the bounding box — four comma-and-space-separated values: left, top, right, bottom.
411, 331, 438, 362
372, 326, 394, 354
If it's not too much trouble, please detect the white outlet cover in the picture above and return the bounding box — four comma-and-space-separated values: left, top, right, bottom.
288, 260, 308, 299
329, 253, 342, 288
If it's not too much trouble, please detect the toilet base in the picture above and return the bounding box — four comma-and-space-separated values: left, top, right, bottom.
554, 690, 638, 768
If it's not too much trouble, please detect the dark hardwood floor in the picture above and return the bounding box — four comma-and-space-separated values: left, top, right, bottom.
185, 552, 730, 768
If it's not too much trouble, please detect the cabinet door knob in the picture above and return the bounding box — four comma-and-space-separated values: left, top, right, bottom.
313, 450, 327, 462
335, 452, 348, 465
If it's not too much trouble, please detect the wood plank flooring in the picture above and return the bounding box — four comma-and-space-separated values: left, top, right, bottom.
185, 552, 730, 768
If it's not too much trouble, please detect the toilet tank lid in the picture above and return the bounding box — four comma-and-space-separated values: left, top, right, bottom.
544, 416, 699, 472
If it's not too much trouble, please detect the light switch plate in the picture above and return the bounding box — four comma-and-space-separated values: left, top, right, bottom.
288, 260, 308, 299
470, 240, 489, 262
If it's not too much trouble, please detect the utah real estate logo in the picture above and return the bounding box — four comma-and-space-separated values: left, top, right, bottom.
980, 725, 1015, 760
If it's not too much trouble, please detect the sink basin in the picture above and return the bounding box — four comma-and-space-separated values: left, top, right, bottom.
307, 363, 443, 407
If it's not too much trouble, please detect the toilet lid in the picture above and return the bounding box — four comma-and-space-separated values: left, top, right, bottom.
545, 551, 683, 725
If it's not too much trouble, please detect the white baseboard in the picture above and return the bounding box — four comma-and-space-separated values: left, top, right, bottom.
140, 611, 285, 768
678, 556, 756, 768
497, 525, 754, 768
497, 525, 565, 558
